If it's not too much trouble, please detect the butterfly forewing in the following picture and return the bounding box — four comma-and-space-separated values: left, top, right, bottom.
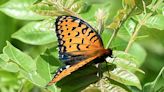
55, 16, 104, 63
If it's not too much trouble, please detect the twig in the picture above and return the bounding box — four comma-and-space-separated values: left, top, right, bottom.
105, 7, 135, 49
105, 29, 117, 49
124, 0, 163, 52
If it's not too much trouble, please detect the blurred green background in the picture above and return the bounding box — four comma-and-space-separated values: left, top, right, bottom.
0, 0, 164, 92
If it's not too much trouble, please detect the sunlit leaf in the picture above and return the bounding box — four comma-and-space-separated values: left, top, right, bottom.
113, 51, 140, 66
12, 20, 57, 45
3, 41, 36, 72
35, 55, 60, 91
109, 67, 142, 89
128, 43, 147, 66
0, 0, 46, 20
144, 14, 164, 30
156, 3, 164, 15
30, 2, 66, 16
31, 0, 90, 16
20, 69, 46, 87
83, 79, 130, 92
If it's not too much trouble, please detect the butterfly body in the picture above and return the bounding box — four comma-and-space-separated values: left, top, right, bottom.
47, 16, 112, 86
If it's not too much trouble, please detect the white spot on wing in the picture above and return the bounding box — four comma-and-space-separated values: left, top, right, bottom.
75, 19, 80, 23
61, 55, 64, 58
60, 68, 63, 71
58, 21, 61, 25
65, 65, 70, 69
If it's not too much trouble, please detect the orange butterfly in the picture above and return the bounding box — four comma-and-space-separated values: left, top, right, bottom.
47, 16, 112, 86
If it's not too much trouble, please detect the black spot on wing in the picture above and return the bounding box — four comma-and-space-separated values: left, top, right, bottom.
75, 32, 80, 37
72, 27, 76, 31
90, 35, 97, 41
86, 45, 89, 48
87, 30, 94, 36
93, 38, 98, 42
82, 27, 88, 34
77, 44, 80, 50
69, 45, 71, 48
82, 38, 84, 44
69, 39, 72, 42
78, 22, 82, 27
71, 18, 77, 22
59, 46, 66, 53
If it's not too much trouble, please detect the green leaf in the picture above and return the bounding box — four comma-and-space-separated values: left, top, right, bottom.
143, 67, 164, 92
144, 14, 164, 30
31, 0, 90, 16
156, 3, 164, 14
0, 0, 46, 20
0, 69, 19, 91
0, 59, 20, 73
113, 51, 140, 66
107, 51, 144, 74
109, 67, 142, 90
102, 29, 128, 50
0, 54, 20, 72
123, 19, 137, 36
36, 55, 60, 91
68, 1, 89, 14
30, 2, 65, 16
106, 83, 129, 92
12, 20, 57, 45
128, 43, 147, 66
3, 41, 36, 72
20, 69, 47, 87
106, 51, 143, 89
107, 85, 129, 92
83, 79, 130, 92
1, 42, 51, 87
36, 55, 59, 81
135, 0, 152, 10
0, 53, 9, 61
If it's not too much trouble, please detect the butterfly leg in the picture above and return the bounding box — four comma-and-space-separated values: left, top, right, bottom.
104, 56, 116, 79
97, 63, 106, 92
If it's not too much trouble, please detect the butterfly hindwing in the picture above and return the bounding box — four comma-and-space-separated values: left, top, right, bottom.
47, 16, 112, 86
55, 16, 104, 64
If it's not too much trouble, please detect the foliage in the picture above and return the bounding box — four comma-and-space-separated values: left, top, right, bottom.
0, 0, 164, 92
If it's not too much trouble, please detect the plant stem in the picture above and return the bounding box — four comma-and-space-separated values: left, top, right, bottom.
105, 8, 135, 49
105, 29, 117, 49
152, 67, 164, 88
124, 23, 142, 52
124, 0, 163, 52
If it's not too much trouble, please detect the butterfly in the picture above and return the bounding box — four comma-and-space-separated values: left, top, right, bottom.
47, 15, 112, 86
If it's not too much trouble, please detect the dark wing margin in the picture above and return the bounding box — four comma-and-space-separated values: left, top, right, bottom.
55, 15, 104, 65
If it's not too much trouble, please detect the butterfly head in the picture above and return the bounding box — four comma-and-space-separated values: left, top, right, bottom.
104, 48, 113, 58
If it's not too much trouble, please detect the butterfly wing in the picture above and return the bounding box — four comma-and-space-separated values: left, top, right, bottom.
47, 16, 110, 86
47, 55, 100, 86
55, 16, 104, 65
